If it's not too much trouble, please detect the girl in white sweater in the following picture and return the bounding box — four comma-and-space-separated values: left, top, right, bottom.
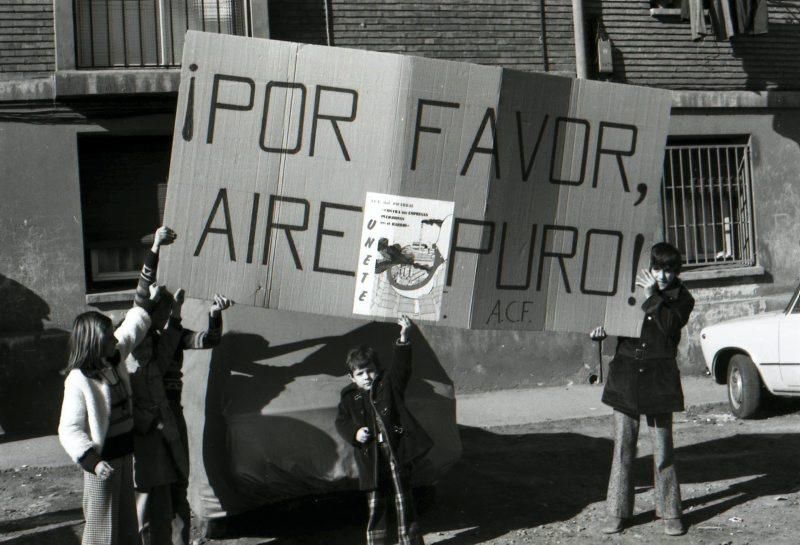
58, 284, 162, 545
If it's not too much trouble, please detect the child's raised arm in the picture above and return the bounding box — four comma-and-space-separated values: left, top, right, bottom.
398, 314, 411, 344
390, 315, 414, 390
133, 225, 176, 311
174, 292, 232, 350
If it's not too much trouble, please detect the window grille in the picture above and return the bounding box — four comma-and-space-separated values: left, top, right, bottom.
74, 0, 248, 68
661, 139, 756, 270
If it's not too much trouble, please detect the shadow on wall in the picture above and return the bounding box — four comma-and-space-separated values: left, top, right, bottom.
0, 273, 51, 332
201, 319, 456, 519
731, 3, 800, 93
0, 274, 69, 439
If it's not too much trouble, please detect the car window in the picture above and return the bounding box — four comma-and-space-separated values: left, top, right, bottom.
789, 283, 800, 313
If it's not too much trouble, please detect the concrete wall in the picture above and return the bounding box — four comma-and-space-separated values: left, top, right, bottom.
0, 110, 174, 436
4, 103, 800, 437
3, 2, 800, 436
0, 121, 84, 435
671, 107, 800, 366
0, 100, 614, 442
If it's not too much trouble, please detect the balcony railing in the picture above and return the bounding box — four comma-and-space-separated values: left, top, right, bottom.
74, 0, 248, 68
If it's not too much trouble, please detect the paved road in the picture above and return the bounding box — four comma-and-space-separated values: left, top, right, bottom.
10, 378, 785, 545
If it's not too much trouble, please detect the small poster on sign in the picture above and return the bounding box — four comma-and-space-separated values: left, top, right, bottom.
353, 192, 455, 321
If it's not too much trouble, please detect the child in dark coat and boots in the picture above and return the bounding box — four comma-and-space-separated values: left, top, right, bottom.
591, 242, 694, 537
163, 288, 227, 545
336, 315, 432, 545
129, 226, 231, 545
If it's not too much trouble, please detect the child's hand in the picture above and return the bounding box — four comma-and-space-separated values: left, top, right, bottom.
398, 314, 411, 343
635, 268, 657, 297
210, 294, 232, 316
355, 427, 372, 444
590, 326, 607, 341
149, 283, 165, 301
152, 226, 177, 252
172, 288, 185, 315
94, 461, 114, 481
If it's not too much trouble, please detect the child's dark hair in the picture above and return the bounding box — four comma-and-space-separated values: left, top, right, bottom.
345, 345, 380, 374
64, 311, 113, 374
650, 242, 682, 274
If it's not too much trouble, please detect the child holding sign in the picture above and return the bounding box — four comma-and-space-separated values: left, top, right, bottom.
335, 316, 433, 545
162, 287, 229, 545
591, 242, 694, 537
127, 226, 231, 544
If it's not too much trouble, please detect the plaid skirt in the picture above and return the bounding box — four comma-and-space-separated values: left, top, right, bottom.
81, 454, 138, 545
366, 443, 424, 545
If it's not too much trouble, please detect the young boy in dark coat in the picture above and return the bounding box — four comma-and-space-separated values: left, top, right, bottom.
131, 226, 232, 545
591, 242, 695, 537
335, 315, 433, 545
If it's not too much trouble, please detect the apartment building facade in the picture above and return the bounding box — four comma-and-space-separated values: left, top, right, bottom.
1, 0, 797, 434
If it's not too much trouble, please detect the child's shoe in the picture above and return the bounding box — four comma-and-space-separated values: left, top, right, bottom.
601, 517, 627, 534
664, 518, 686, 536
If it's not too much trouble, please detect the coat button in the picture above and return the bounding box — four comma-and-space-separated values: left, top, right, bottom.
641, 342, 647, 348
647, 316, 652, 321
639, 368, 644, 373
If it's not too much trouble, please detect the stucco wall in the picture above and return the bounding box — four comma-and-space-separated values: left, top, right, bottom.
670, 107, 800, 367
0, 123, 85, 331
3, 104, 800, 437
0, 111, 174, 435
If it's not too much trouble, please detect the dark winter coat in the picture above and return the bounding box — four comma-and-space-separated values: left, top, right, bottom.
602, 280, 695, 416
335, 341, 433, 491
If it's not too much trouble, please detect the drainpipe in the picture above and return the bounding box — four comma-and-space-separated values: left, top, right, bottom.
324, 0, 333, 46
571, 0, 588, 79
538, 0, 549, 72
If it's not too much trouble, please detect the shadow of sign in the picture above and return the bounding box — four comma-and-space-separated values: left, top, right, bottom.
176, 300, 459, 520
0, 274, 68, 439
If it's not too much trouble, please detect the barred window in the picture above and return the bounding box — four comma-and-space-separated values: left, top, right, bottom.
661, 138, 756, 271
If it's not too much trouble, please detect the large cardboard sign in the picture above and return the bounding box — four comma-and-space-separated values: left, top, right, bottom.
160, 31, 672, 336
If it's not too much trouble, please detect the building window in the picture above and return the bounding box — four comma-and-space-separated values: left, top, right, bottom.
78, 135, 170, 292
74, 0, 248, 68
661, 137, 756, 271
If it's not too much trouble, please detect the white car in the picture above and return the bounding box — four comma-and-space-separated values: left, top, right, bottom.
700, 285, 800, 418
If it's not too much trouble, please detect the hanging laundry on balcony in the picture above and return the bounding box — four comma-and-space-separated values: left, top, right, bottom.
676, 0, 768, 41
709, 0, 736, 40
680, 0, 712, 41
733, 0, 768, 35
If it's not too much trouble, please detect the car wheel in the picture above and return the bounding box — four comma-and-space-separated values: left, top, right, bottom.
727, 354, 761, 419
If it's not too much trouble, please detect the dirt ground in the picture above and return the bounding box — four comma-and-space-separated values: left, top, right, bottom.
3, 401, 800, 545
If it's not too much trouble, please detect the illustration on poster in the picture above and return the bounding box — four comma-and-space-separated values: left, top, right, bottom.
353, 193, 455, 321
